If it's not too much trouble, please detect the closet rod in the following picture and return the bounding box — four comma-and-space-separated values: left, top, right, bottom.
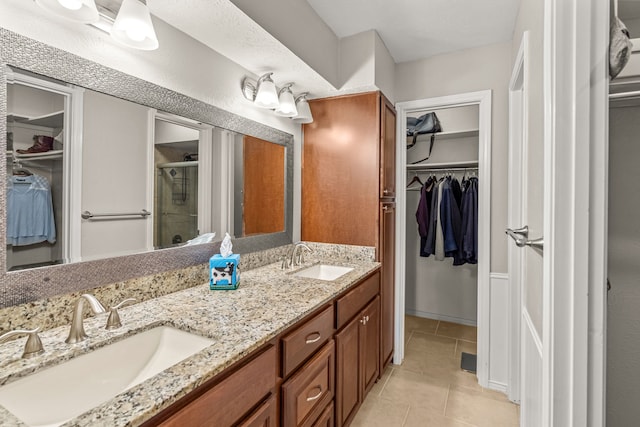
609, 90, 640, 99
407, 160, 478, 171
407, 167, 478, 174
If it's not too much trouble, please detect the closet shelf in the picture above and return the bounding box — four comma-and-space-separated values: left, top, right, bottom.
12, 151, 63, 162
407, 129, 479, 143
8, 110, 64, 128
407, 160, 479, 171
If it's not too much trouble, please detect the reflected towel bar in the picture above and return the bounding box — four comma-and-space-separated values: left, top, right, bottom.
81, 209, 151, 220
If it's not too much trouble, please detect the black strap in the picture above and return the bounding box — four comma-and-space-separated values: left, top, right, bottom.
409, 133, 436, 165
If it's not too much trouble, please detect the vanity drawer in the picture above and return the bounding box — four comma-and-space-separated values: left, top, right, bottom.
158, 345, 276, 427
282, 340, 335, 427
282, 305, 334, 378
312, 401, 334, 427
335, 271, 380, 329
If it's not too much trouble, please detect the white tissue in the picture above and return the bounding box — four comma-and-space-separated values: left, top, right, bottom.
184, 232, 216, 246
220, 232, 233, 257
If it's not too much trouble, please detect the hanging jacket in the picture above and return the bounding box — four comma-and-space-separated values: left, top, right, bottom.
440, 177, 465, 265
424, 177, 442, 257
460, 177, 479, 264
415, 177, 434, 256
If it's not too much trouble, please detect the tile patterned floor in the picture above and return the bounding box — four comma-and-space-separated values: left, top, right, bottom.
351, 315, 520, 427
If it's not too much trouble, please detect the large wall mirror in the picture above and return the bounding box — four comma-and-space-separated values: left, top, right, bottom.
0, 29, 293, 308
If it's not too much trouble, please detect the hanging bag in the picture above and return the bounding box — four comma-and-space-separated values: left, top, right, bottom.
610, 0, 633, 79
406, 112, 442, 164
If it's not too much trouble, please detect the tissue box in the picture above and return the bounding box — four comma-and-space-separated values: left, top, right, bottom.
209, 254, 240, 290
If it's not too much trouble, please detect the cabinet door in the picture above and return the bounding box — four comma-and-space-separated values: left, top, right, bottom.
361, 296, 380, 396
380, 95, 397, 198
239, 394, 278, 427
302, 92, 379, 247
380, 202, 396, 370
335, 318, 360, 427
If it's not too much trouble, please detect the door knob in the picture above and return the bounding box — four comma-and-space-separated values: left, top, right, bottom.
506, 226, 543, 251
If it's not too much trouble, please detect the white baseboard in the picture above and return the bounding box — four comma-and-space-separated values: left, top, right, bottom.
405, 309, 477, 327
488, 380, 509, 394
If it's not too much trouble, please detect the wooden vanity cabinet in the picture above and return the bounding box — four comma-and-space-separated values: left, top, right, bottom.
334, 272, 381, 427
303, 91, 396, 378
146, 344, 277, 427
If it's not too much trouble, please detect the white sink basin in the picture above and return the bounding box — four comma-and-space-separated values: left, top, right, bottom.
0, 326, 214, 427
293, 264, 354, 281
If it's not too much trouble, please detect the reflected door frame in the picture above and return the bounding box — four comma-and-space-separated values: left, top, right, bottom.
6, 68, 84, 265
147, 111, 213, 251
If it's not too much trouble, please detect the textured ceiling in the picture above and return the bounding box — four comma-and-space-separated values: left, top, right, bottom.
306, 0, 521, 63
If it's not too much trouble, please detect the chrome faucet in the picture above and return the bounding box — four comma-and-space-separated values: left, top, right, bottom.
282, 242, 313, 269
65, 294, 106, 344
0, 327, 44, 359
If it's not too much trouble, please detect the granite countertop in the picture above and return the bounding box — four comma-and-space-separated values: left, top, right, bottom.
0, 256, 380, 426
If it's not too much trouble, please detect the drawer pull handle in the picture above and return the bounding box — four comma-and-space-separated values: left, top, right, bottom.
306, 386, 323, 402
305, 332, 322, 344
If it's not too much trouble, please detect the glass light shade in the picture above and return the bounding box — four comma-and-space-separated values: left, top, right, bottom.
35, 0, 99, 23
293, 96, 313, 124
111, 0, 159, 51
275, 86, 298, 117
254, 74, 280, 109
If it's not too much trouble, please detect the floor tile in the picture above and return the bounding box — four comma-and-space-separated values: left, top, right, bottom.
379, 368, 449, 412
353, 317, 519, 427
350, 395, 409, 427
445, 388, 519, 427
407, 331, 457, 357
437, 321, 478, 342
405, 315, 439, 334
404, 405, 476, 427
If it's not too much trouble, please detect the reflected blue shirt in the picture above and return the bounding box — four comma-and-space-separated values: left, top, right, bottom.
7, 174, 56, 246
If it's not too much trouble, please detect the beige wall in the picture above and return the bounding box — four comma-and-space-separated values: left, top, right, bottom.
395, 41, 512, 273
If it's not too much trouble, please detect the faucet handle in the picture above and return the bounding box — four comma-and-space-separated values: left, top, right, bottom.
105, 298, 136, 330
0, 327, 45, 359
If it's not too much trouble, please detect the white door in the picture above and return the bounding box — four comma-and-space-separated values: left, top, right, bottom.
507, 30, 546, 425
507, 0, 608, 425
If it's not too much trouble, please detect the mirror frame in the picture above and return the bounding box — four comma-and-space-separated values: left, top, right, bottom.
0, 29, 294, 308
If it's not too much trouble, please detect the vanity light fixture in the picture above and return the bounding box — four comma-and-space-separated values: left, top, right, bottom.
293, 93, 314, 124
242, 73, 280, 109
35, 0, 100, 23
274, 84, 298, 117
111, 0, 159, 51
242, 74, 313, 123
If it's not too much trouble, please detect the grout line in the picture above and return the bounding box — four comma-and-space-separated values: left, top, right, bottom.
434, 320, 441, 335
443, 384, 451, 416
400, 404, 411, 427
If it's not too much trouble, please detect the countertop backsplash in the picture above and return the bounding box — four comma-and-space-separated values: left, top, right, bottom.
0, 242, 374, 335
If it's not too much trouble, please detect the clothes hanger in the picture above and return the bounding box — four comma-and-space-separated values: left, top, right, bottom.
406, 173, 423, 189
12, 160, 32, 176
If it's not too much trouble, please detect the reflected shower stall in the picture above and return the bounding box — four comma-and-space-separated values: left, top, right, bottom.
155, 161, 198, 247
153, 115, 200, 249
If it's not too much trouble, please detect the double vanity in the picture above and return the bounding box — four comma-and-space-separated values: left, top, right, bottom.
0, 244, 381, 426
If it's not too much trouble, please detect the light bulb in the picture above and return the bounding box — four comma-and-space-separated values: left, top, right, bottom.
125, 24, 146, 42
57, 0, 82, 10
